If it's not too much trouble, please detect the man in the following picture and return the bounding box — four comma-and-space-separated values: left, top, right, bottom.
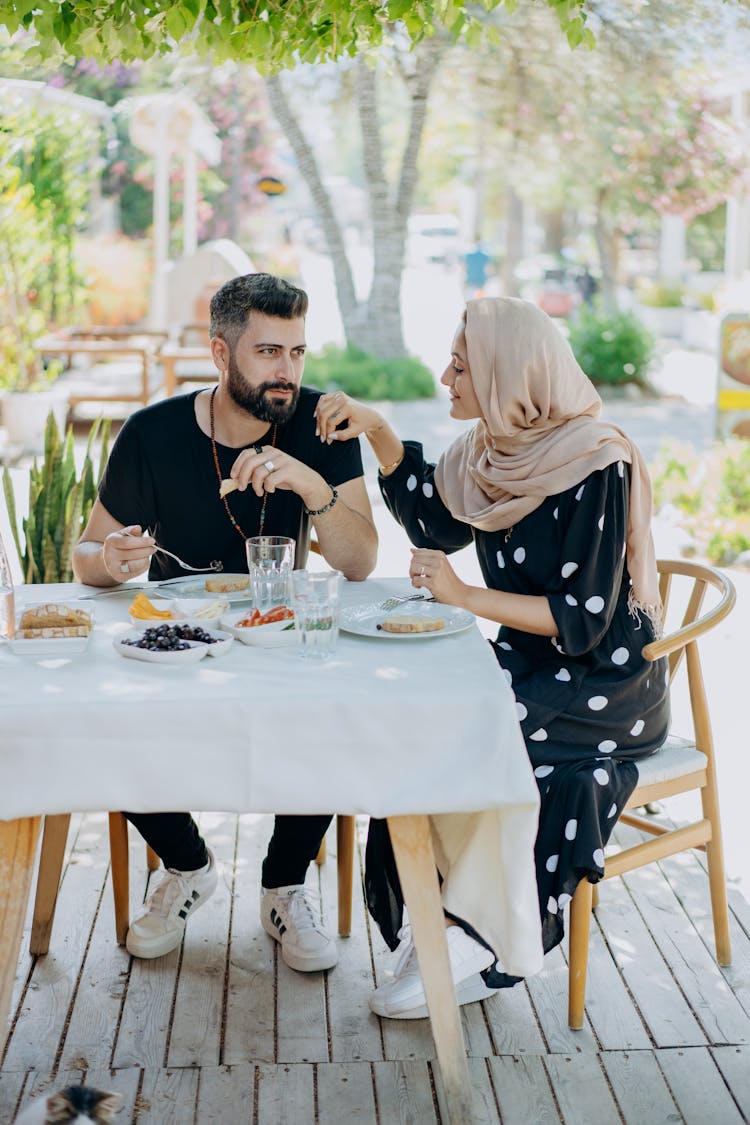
74, 273, 378, 972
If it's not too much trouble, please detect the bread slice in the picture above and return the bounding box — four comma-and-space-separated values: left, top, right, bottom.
19, 603, 92, 633
18, 625, 90, 639
205, 574, 250, 594
380, 614, 445, 634
219, 478, 239, 499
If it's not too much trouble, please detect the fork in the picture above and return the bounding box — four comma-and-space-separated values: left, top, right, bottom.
379, 593, 436, 611
141, 529, 223, 573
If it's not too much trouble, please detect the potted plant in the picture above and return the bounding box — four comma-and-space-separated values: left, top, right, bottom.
2, 412, 110, 584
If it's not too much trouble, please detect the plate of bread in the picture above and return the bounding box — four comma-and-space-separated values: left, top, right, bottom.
339, 601, 474, 640
7, 603, 94, 654
157, 573, 251, 602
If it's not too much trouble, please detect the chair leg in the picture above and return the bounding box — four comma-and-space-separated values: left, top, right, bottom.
108, 813, 130, 946
591, 883, 600, 910
568, 877, 594, 1029
701, 787, 732, 966
315, 836, 327, 865
146, 845, 160, 872
30, 814, 71, 955
336, 816, 355, 937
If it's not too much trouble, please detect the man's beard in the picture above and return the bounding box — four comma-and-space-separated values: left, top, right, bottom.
227, 354, 300, 424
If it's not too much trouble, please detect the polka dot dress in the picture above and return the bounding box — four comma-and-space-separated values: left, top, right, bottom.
365, 441, 670, 979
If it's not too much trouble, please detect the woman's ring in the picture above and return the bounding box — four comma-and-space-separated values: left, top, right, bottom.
120, 561, 130, 575
420, 566, 426, 578
264, 460, 275, 472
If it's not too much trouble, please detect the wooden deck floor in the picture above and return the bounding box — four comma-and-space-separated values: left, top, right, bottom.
1, 811, 749, 1124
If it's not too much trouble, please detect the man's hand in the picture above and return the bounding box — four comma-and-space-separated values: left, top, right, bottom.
102, 525, 155, 581
227, 446, 334, 515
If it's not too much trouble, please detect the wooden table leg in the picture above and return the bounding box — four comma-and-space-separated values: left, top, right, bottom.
387, 814, 473, 1125
0, 816, 41, 1055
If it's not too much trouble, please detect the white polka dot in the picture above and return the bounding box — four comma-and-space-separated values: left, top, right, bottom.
529, 728, 548, 741
585, 595, 605, 613
493, 960, 502, 973
593, 767, 609, 785
558, 892, 572, 909
417, 518, 426, 534
607, 803, 618, 818
565, 594, 578, 606
553, 506, 559, 520
611, 647, 629, 665
513, 546, 526, 564
575, 484, 585, 500
421, 481, 433, 498
588, 695, 608, 711
516, 701, 528, 721
630, 719, 645, 736
534, 764, 554, 778
406, 474, 417, 491
561, 561, 578, 578
547, 896, 558, 914
564, 819, 578, 840
496, 550, 505, 569
503, 667, 513, 685
598, 514, 605, 531
545, 854, 559, 873
555, 667, 571, 682
593, 848, 605, 867
498, 640, 512, 650
554, 641, 566, 654
617, 461, 624, 477
598, 740, 617, 753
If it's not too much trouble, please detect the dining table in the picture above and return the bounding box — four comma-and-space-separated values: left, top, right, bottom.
0, 575, 543, 1123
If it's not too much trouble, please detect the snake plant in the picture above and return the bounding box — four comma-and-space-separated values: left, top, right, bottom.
2, 411, 110, 583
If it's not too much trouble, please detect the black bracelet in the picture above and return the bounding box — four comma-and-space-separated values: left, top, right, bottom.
305, 487, 338, 517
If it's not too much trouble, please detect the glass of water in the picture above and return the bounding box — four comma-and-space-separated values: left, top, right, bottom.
291, 570, 342, 660
245, 536, 295, 614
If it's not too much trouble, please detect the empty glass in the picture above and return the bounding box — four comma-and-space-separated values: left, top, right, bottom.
291, 569, 342, 660
245, 536, 295, 614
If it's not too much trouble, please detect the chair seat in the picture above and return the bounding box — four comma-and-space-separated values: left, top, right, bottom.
634, 733, 707, 787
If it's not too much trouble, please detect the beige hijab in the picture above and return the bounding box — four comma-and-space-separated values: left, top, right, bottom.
434, 297, 661, 620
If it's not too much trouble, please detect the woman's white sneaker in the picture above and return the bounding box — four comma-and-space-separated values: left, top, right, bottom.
260, 885, 338, 972
126, 850, 218, 959
369, 925, 495, 1019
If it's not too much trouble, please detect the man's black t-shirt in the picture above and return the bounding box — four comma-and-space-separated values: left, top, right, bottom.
98, 388, 364, 580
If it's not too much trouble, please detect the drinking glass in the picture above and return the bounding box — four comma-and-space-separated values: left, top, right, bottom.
0, 531, 16, 640
245, 536, 295, 614
291, 570, 342, 660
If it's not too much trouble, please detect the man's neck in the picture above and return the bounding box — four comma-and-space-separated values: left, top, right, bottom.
199, 385, 273, 448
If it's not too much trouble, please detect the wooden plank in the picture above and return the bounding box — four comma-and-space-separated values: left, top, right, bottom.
0, 817, 41, 1058
194, 1062, 254, 1123
656, 1046, 746, 1125
482, 982, 548, 1057
316, 1061, 378, 1121
372, 1059, 438, 1123
256, 1062, 314, 1123
487, 1054, 559, 1124
136, 1066, 199, 1123
711, 1045, 750, 1121
84, 1066, 143, 1121
433, 1055, 501, 1124
0, 1071, 25, 1122
526, 943, 598, 1053
543, 1053, 620, 1124
167, 811, 236, 1067
600, 1049, 679, 1124
223, 814, 275, 1065
580, 907, 652, 1050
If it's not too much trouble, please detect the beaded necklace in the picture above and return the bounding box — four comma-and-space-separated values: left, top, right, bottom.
209, 386, 277, 541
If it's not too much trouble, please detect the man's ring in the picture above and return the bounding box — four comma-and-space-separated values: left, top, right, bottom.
264, 460, 275, 472
420, 566, 426, 578
120, 561, 130, 575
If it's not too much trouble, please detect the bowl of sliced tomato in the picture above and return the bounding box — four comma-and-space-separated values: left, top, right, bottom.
220, 605, 296, 647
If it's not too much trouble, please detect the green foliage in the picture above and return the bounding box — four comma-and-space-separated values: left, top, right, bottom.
2, 412, 111, 583
567, 303, 655, 387
304, 346, 436, 400
635, 279, 686, 308
1, 0, 591, 70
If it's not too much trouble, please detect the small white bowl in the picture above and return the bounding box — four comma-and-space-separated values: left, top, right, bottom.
113, 632, 209, 665
219, 613, 297, 648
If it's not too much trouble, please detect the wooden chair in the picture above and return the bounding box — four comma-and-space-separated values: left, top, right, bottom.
568, 559, 736, 1029
30, 812, 356, 954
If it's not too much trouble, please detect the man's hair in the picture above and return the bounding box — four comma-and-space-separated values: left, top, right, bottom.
209, 273, 309, 349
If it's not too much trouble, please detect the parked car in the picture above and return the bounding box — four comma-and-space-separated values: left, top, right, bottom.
407, 213, 462, 266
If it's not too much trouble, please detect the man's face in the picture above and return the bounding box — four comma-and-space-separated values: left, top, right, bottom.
225, 312, 307, 424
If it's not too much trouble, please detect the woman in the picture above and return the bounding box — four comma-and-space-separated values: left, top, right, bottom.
315, 297, 670, 1019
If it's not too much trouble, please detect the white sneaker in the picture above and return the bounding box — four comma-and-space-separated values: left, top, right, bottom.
369, 925, 495, 1020
126, 850, 218, 959
260, 884, 338, 972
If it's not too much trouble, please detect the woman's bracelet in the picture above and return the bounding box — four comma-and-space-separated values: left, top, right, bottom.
305, 487, 338, 517
378, 450, 405, 476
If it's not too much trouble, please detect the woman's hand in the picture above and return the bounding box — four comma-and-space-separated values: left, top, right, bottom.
314, 392, 385, 444
410, 548, 468, 607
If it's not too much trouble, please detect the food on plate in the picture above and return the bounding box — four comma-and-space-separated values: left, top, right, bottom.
122, 623, 221, 651
378, 614, 446, 634
219, 478, 239, 499
129, 592, 175, 621
184, 598, 228, 619
205, 574, 250, 594
234, 605, 294, 628
18, 603, 92, 638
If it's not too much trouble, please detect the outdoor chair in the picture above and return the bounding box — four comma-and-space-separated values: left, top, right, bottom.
567, 558, 736, 1029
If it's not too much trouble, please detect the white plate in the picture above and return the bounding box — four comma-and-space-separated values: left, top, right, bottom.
5, 606, 94, 655
113, 632, 209, 664
158, 575, 251, 603
128, 597, 229, 631
220, 612, 297, 648
339, 601, 475, 639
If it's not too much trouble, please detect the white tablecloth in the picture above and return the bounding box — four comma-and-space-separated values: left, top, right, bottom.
0, 577, 543, 977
